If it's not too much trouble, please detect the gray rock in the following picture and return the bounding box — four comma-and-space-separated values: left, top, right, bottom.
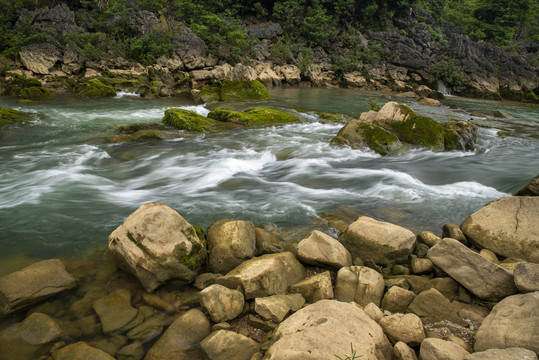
460, 196, 539, 263
379, 313, 426, 346
407, 288, 467, 326
381, 286, 416, 313
254, 294, 305, 322
56, 342, 116, 360
339, 216, 415, 266
514, 262, 539, 292
145, 309, 211, 360
464, 347, 538, 360
420, 338, 470, 360
427, 238, 518, 301
515, 174, 539, 196
108, 202, 207, 293
200, 330, 260, 360
172, 26, 216, 70
19, 43, 61, 74
297, 230, 352, 268
199, 284, 244, 323
207, 219, 256, 274
245, 22, 283, 39
289, 271, 333, 303
474, 291, 539, 354
335, 266, 385, 306
216, 252, 306, 299
0, 259, 77, 316
93, 289, 143, 335
393, 341, 418, 360
263, 300, 393, 360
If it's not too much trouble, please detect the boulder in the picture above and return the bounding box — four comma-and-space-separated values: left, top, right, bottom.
514, 262, 539, 292
416, 231, 441, 247
0, 108, 34, 133
274, 65, 301, 85
393, 341, 418, 360
379, 313, 426, 346
334, 266, 385, 306
207, 219, 256, 274
198, 284, 244, 323
228, 64, 257, 81
219, 80, 270, 100
216, 252, 306, 299
464, 348, 538, 360
162, 108, 214, 132
442, 224, 467, 244
418, 98, 441, 106
410, 257, 433, 274
263, 300, 393, 360
19, 86, 50, 99
338, 216, 416, 266
200, 330, 260, 360
56, 342, 116, 360
19, 43, 61, 75
93, 289, 143, 335
289, 271, 334, 303
427, 238, 518, 301
474, 291, 539, 354
331, 120, 401, 155
145, 309, 211, 360
423, 277, 459, 300
172, 26, 215, 70
420, 338, 470, 360
515, 174, 539, 196
443, 121, 478, 151
381, 286, 416, 313
460, 196, 539, 263
297, 230, 352, 268
108, 202, 207, 293
363, 302, 383, 323
0, 259, 76, 316
254, 294, 305, 322
75, 79, 116, 98
254, 226, 285, 255
0, 312, 66, 360
207, 107, 301, 127
407, 288, 467, 326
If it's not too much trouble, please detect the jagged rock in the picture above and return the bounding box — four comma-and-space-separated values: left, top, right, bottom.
216, 252, 306, 299
0, 259, 76, 316
19, 43, 61, 75
200, 330, 260, 360
393, 341, 418, 360
93, 289, 143, 335
199, 284, 244, 323
245, 22, 283, 39
172, 26, 216, 70
407, 288, 467, 326
379, 313, 426, 346
381, 286, 416, 313
420, 338, 470, 360
263, 300, 393, 360
464, 348, 538, 360
461, 196, 539, 263
228, 64, 257, 81
289, 271, 333, 303
0, 313, 66, 360
297, 230, 352, 268
515, 175, 539, 196
334, 266, 385, 306
418, 98, 441, 106
427, 238, 518, 301
254, 294, 305, 322
514, 262, 539, 292
56, 342, 116, 360
108, 202, 207, 293
338, 216, 416, 266
474, 291, 539, 353
145, 309, 211, 360
207, 219, 257, 274
274, 65, 301, 85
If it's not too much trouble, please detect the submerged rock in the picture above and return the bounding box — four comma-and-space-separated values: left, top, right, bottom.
194, 80, 270, 102
0, 107, 35, 134
56, 341, 116, 360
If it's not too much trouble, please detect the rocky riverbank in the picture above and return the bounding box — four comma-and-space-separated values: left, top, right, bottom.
1, 175, 538, 360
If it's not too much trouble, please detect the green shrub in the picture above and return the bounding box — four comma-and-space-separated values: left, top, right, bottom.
429, 59, 469, 93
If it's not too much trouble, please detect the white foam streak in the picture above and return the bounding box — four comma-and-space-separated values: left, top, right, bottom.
115, 90, 141, 98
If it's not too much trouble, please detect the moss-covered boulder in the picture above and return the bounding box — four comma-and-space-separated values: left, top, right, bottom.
388, 106, 446, 151
208, 108, 301, 126
75, 79, 116, 98
19, 86, 51, 100
331, 120, 400, 155
194, 86, 221, 103
108, 122, 198, 142
443, 121, 478, 151
316, 111, 354, 124
163, 108, 214, 132
0, 108, 34, 134
220, 80, 270, 100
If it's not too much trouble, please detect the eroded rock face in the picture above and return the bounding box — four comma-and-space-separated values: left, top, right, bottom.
461, 196, 539, 263
263, 300, 393, 360
108, 202, 207, 293
19, 43, 61, 75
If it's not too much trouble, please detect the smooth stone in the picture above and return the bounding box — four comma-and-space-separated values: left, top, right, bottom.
334, 266, 385, 306
289, 271, 334, 303
297, 230, 352, 268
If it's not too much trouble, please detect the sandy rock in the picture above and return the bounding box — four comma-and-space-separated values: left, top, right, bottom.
393, 341, 418, 360
344, 72, 368, 87
363, 302, 383, 322
216, 252, 305, 299
514, 262, 539, 292
117, 342, 145, 360
289, 271, 333, 303
254, 294, 305, 322
0, 259, 76, 316
200, 330, 260, 360
479, 249, 499, 264
418, 98, 441, 106
93, 289, 143, 335
19, 43, 61, 75
417, 231, 441, 247
420, 338, 470, 360
263, 300, 393, 360
464, 347, 538, 360
339, 216, 416, 266
145, 309, 211, 360
274, 65, 301, 85
410, 257, 433, 274
381, 286, 416, 313
108, 202, 207, 293
335, 266, 385, 306
407, 288, 467, 326
56, 341, 116, 360
208, 219, 256, 274
199, 284, 244, 323
474, 291, 539, 354
460, 196, 539, 263
427, 238, 518, 301
297, 230, 352, 268
379, 313, 426, 346
423, 277, 459, 300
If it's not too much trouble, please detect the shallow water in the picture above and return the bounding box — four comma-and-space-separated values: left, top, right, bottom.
1, 88, 538, 261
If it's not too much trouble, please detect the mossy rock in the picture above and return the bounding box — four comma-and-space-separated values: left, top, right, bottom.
219, 80, 270, 101
106, 129, 195, 143
163, 108, 214, 132
443, 121, 478, 151
194, 86, 221, 103
315, 111, 354, 124
75, 79, 116, 98
208, 107, 301, 126
117, 122, 164, 134
0, 108, 34, 134
359, 123, 400, 155
388, 105, 445, 151
19, 86, 51, 100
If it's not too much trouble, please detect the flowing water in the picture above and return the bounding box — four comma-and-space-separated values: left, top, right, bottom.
1, 88, 538, 264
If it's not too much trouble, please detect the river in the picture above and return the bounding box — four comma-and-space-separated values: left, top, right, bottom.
1, 88, 538, 264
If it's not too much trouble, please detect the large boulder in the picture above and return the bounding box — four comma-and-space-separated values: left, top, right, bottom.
220, 80, 270, 100
198, 284, 244, 323
108, 202, 207, 293
162, 108, 214, 132
19, 43, 61, 75
515, 174, 539, 196
207, 219, 256, 274
331, 120, 400, 155
297, 230, 352, 268
208, 107, 301, 127
200, 330, 260, 360
75, 79, 116, 98
334, 266, 385, 306
0, 259, 76, 316
460, 196, 539, 263
338, 216, 416, 266
263, 300, 393, 360
474, 291, 539, 354
216, 252, 306, 299
427, 238, 518, 301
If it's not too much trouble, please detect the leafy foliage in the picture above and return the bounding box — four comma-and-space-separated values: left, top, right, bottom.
429, 59, 469, 93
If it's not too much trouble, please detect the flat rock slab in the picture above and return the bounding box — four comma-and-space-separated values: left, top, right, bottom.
92, 289, 142, 334
460, 196, 539, 263
0, 259, 77, 316
427, 238, 518, 301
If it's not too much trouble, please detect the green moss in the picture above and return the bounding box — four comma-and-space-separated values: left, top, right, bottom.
208, 107, 301, 126
22, 78, 42, 87
0, 108, 33, 132
19, 86, 51, 99
389, 105, 445, 150
126, 231, 147, 253
359, 123, 400, 155
117, 122, 164, 134
75, 79, 116, 98
443, 125, 461, 150
316, 111, 353, 124
163, 108, 213, 132
219, 80, 270, 101
194, 86, 221, 103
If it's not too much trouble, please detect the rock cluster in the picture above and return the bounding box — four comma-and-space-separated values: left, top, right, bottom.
0, 193, 538, 360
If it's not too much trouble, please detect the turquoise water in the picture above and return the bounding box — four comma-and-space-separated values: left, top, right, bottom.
1, 88, 538, 259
